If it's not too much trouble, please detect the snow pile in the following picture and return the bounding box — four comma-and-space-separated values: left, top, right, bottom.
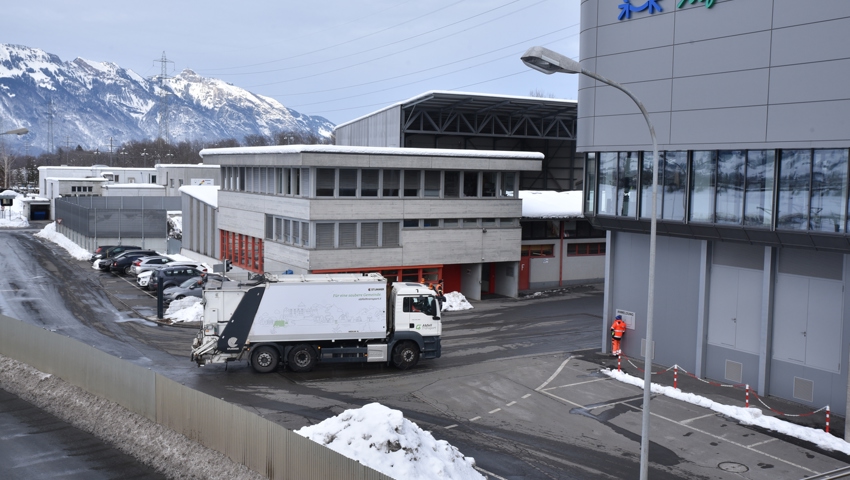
296, 403, 484, 480
603, 368, 850, 455
0, 191, 29, 228
165, 297, 203, 323
0, 353, 264, 480
34, 221, 92, 261
441, 291, 473, 311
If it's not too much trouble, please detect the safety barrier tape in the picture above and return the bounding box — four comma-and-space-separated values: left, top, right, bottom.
615, 355, 831, 430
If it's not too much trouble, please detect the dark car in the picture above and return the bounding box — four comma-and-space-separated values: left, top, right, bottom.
149, 266, 207, 291
163, 274, 231, 303
93, 246, 144, 271
89, 245, 117, 262
108, 250, 160, 275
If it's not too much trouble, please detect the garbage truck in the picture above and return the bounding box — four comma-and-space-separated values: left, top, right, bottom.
191, 273, 442, 373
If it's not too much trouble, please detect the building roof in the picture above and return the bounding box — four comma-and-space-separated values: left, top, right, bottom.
102, 183, 164, 189
199, 144, 543, 160
334, 90, 577, 131
520, 190, 583, 219
179, 185, 219, 208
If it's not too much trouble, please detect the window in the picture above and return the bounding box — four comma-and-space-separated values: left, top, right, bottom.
567, 242, 607, 256
339, 169, 357, 197
482, 172, 497, 197
293, 168, 301, 196
463, 171, 478, 197
382, 222, 400, 246
444, 219, 459, 228
423, 219, 439, 227
383, 170, 400, 197
482, 218, 496, 227
362, 222, 378, 247
301, 222, 309, 246
501, 172, 516, 198
316, 168, 335, 196
424, 171, 441, 197
444, 171, 460, 198
500, 218, 517, 227
521, 244, 554, 257
662, 151, 687, 221
690, 151, 716, 223
274, 218, 282, 241
151, 175, 157, 183
744, 150, 775, 228
339, 223, 357, 247
716, 151, 745, 224
403, 219, 420, 228
584, 154, 596, 214
598, 152, 617, 215
463, 218, 479, 228
292, 221, 300, 245
522, 220, 560, 240
618, 152, 637, 218
315, 223, 335, 249
811, 149, 846, 233
362, 169, 379, 197
403, 170, 420, 197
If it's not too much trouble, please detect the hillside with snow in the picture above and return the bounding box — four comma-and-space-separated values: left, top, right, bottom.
0, 44, 335, 153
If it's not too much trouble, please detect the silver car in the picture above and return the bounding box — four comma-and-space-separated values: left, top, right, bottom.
163, 274, 231, 303
129, 256, 174, 276
135, 261, 208, 288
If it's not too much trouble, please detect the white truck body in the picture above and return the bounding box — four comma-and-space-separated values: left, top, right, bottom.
192, 273, 442, 372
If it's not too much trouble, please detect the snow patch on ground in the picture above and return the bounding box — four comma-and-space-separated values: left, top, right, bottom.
165, 297, 203, 323
34, 221, 93, 261
603, 368, 850, 455
0, 191, 30, 228
296, 403, 484, 480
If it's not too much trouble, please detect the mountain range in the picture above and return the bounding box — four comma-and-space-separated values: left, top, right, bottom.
0, 44, 336, 155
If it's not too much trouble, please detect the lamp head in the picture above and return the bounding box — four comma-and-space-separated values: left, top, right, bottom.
521, 46, 582, 75
1, 127, 28, 136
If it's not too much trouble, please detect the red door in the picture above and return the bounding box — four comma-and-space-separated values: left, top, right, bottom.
519, 257, 530, 291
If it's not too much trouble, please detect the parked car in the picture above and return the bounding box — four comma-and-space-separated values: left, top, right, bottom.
94, 248, 151, 271
163, 274, 231, 303
92, 245, 142, 269
136, 261, 207, 288
89, 245, 116, 262
108, 250, 160, 275
129, 256, 175, 276
149, 266, 207, 291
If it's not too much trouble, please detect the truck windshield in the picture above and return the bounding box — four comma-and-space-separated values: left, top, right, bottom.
403, 296, 438, 316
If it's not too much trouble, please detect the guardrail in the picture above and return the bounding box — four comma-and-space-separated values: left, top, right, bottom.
0, 313, 389, 480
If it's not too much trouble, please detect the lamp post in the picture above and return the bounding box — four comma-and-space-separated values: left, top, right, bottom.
521, 45, 659, 480
1, 127, 29, 191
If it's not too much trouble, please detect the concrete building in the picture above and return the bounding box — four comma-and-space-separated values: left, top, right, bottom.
199, 144, 542, 300
155, 164, 220, 196
578, 0, 850, 419
519, 190, 606, 290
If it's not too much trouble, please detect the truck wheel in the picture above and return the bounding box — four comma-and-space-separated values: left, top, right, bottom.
251, 346, 279, 373
287, 344, 317, 372
392, 341, 420, 370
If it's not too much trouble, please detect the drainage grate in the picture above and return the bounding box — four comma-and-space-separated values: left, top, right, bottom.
718, 462, 748, 473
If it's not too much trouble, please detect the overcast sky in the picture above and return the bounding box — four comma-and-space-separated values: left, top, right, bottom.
3, 0, 580, 125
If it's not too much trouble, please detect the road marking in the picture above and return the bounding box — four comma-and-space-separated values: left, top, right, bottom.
474, 466, 509, 480
535, 356, 573, 391
489, 408, 501, 414
522, 393, 531, 399
444, 424, 458, 429
543, 377, 610, 391
505, 401, 516, 407
538, 389, 585, 408
469, 416, 481, 422
747, 438, 777, 448
680, 412, 716, 424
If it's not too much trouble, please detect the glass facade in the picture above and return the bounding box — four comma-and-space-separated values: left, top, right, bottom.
588, 148, 850, 238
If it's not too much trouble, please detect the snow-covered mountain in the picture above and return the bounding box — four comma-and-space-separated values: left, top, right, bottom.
0, 44, 335, 154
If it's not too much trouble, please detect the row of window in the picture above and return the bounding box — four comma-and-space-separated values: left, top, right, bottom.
222, 166, 519, 199
221, 230, 263, 273
586, 149, 850, 233
70, 186, 94, 192
264, 217, 521, 249
521, 242, 607, 257
521, 220, 607, 240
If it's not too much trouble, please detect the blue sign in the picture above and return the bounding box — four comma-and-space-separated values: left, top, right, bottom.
618, 0, 715, 21
618, 0, 663, 21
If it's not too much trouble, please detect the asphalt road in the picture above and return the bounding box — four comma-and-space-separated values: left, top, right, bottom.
2, 226, 849, 480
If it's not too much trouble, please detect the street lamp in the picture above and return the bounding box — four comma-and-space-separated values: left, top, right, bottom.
522, 45, 659, 480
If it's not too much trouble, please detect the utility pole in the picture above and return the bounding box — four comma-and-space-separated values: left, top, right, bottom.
47, 98, 55, 154
153, 52, 174, 144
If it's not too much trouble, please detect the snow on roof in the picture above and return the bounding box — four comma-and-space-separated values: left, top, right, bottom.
46, 177, 109, 182
334, 90, 577, 130
156, 163, 215, 168
520, 190, 584, 219
179, 185, 219, 207
103, 183, 164, 189
199, 144, 543, 160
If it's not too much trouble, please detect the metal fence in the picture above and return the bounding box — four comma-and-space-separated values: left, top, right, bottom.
0, 313, 389, 480
55, 196, 181, 238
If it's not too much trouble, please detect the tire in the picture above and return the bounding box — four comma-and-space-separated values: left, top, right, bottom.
392, 341, 420, 370
175, 295, 185, 301
124, 266, 132, 275
287, 344, 317, 372
251, 346, 280, 373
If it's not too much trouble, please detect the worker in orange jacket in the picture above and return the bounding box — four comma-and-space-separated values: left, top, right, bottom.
610, 315, 627, 357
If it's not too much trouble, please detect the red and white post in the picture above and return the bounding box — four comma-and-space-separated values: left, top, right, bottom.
826, 406, 830, 433
745, 385, 750, 408
618, 355, 622, 372
674, 365, 678, 390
